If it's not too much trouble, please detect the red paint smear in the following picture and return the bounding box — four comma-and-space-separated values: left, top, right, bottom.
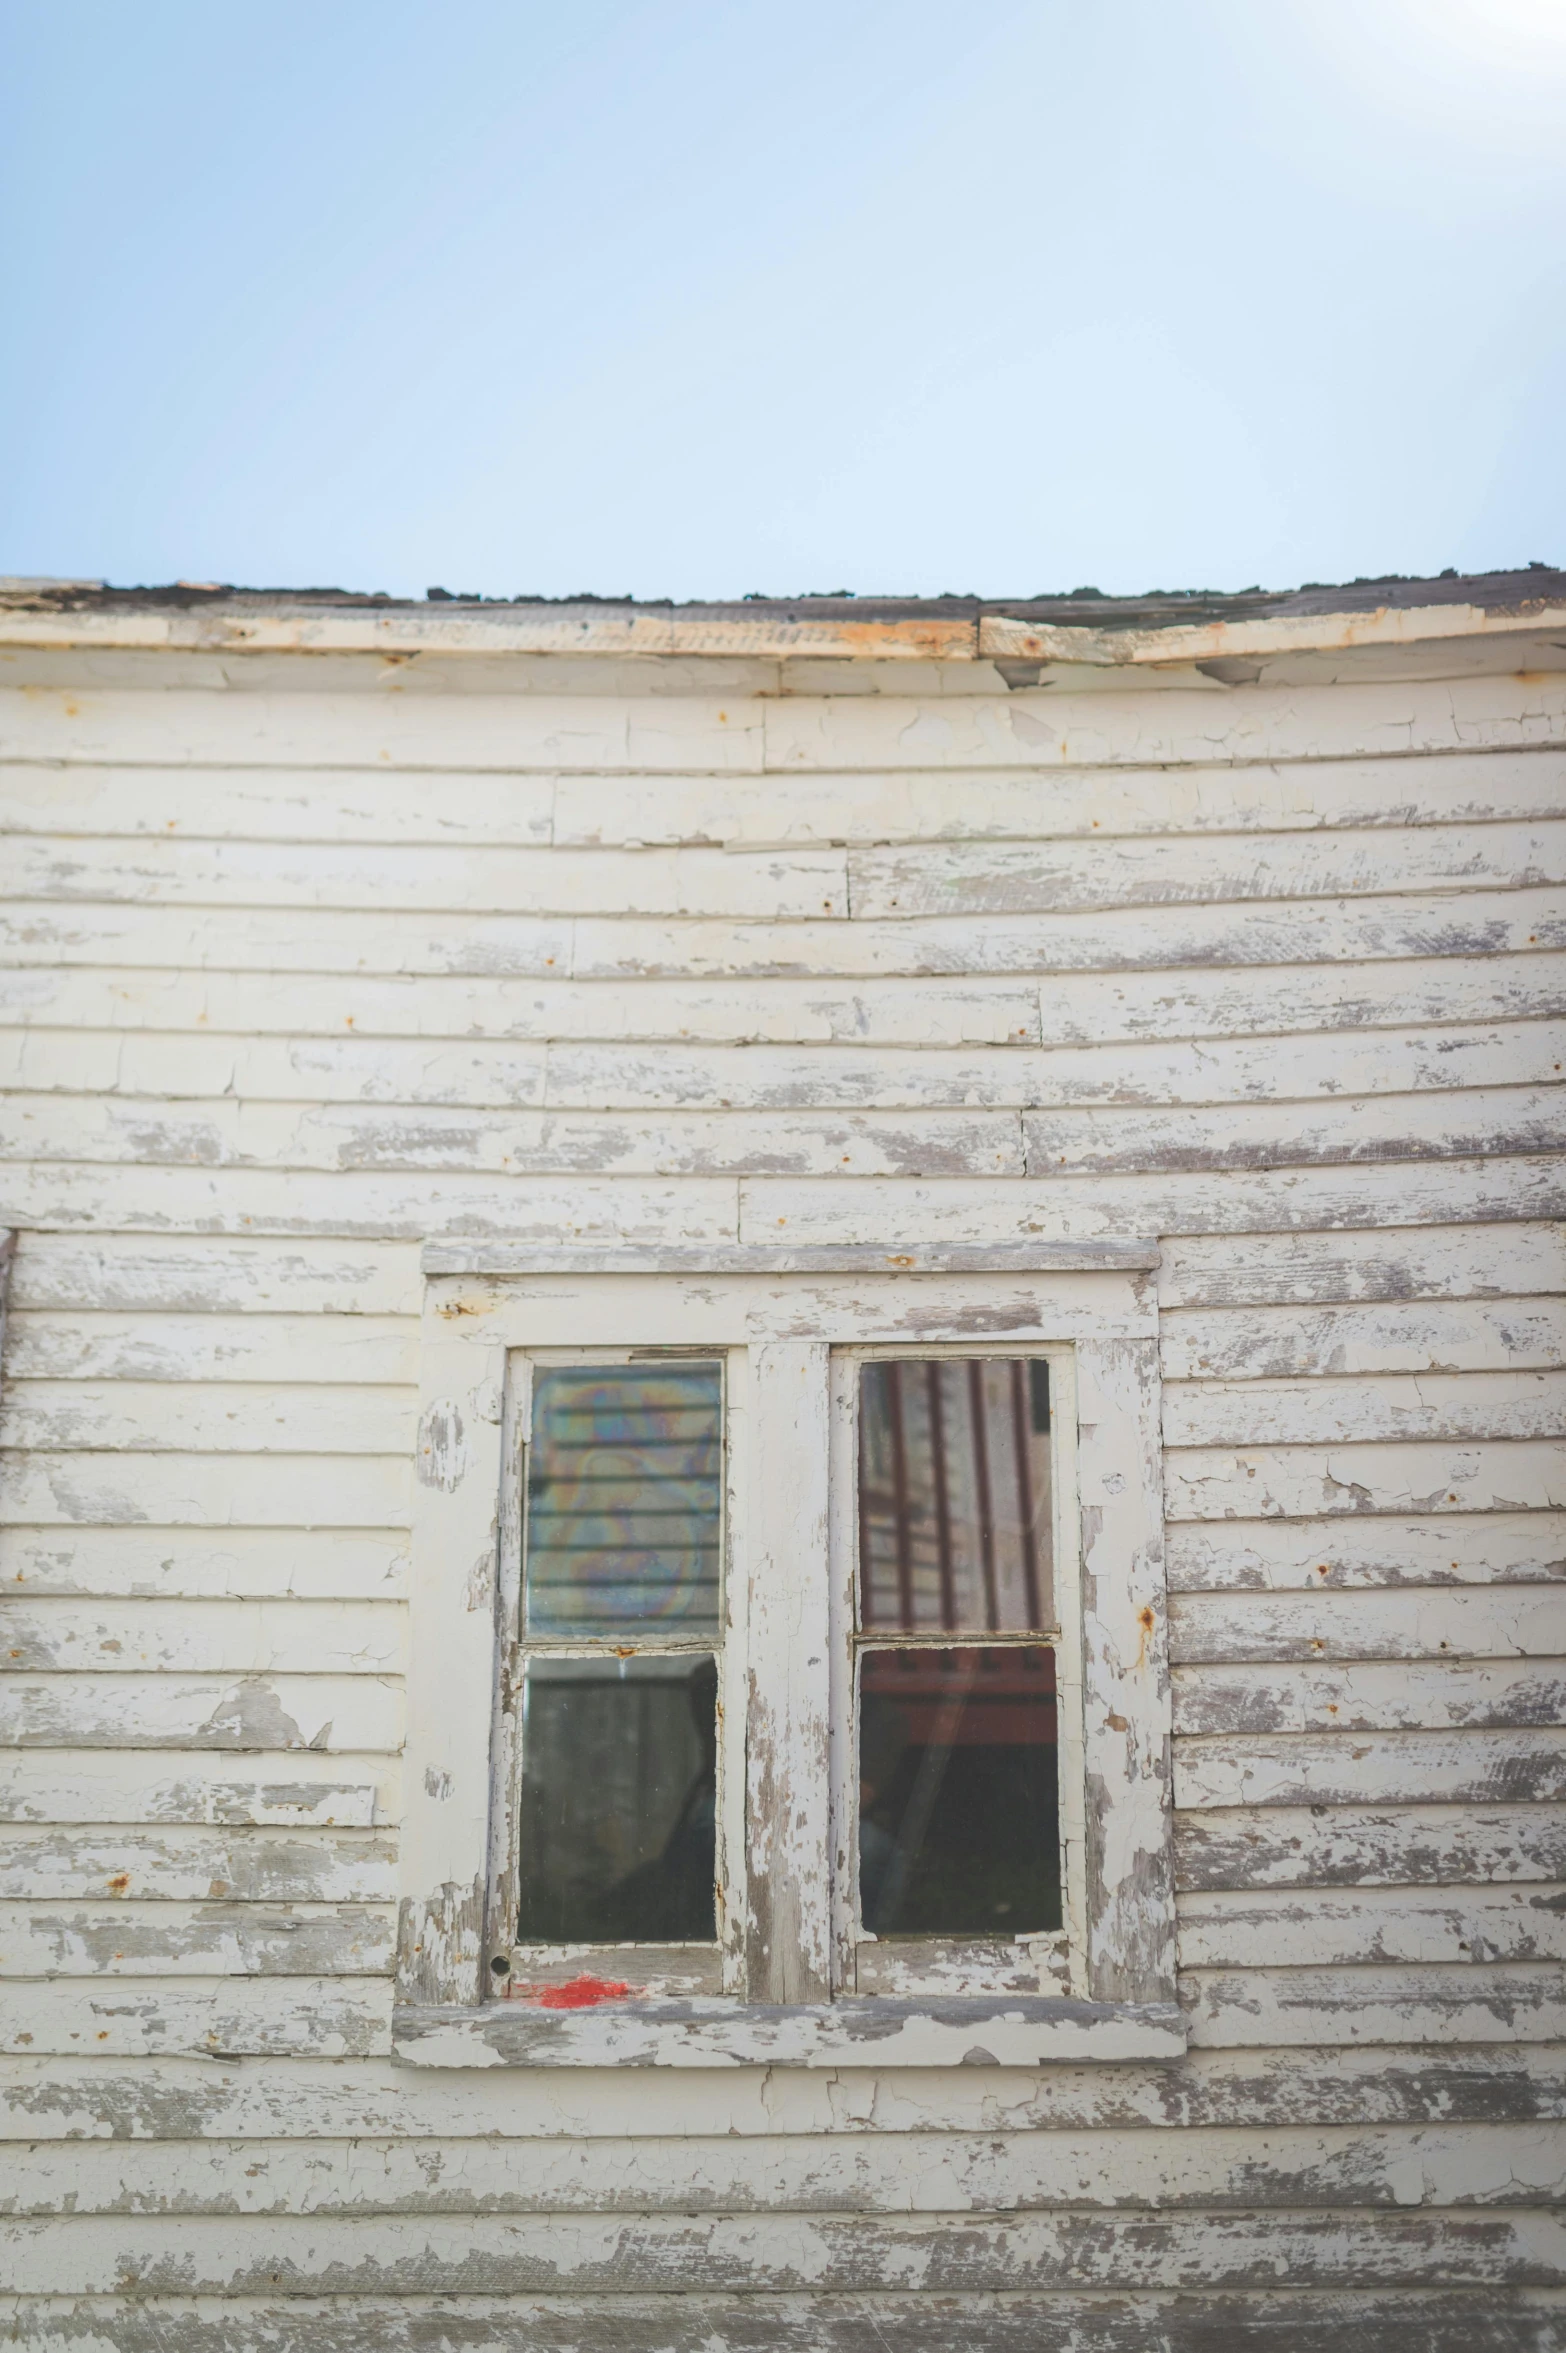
524, 1975, 634, 2009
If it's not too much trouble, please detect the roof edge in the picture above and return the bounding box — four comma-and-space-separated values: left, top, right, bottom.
1, 572, 1563, 665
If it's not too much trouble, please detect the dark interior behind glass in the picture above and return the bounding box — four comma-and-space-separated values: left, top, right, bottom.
857, 1360, 1060, 1940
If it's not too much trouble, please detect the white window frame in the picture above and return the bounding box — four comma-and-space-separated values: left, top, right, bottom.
394, 1245, 1181, 2069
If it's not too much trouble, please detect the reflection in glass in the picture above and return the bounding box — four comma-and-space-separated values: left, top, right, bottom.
858, 1359, 1052, 1633
858, 1647, 1059, 1935
517, 1655, 717, 1943
524, 1363, 722, 1638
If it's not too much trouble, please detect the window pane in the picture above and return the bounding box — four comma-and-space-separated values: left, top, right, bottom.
858, 1360, 1052, 1633
517, 1655, 717, 1944
858, 1647, 1060, 1936
525, 1363, 722, 1638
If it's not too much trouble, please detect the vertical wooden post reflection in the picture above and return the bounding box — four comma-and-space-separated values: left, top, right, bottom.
927, 1362, 956, 1632
885, 1360, 916, 1631
967, 1360, 999, 1632
1010, 1360, 1043, 1631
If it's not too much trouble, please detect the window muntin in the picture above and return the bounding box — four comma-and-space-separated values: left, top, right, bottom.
507, 1356, 727, 1974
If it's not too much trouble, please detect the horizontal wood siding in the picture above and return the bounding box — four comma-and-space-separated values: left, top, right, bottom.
1, 648, 1562, 2347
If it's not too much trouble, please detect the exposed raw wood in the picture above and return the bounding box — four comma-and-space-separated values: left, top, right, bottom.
3, 1311, 418, 1384
1, 1974, 391, 2057
391, 1994, 1186, 2070
1175, 1729, 1566, 1810
0, 1900, 394, 1977
1174, 1805, 1566, 1891
4, 2042, 1560, 2139
9, 744, 1564, 845
1161, 1299, 1566, 1382
1176, 1885, 1566, 1968
1172, 1659, 1566, 1737
0, 1826, 397, 1901
10, 949, 1565, 1049
1163, 1371, 1566, 1449
0, 2288, 1556, 2353
1180, 1962, 1566, 2049
0, 1672, 402, 1752
0, 1450, 411, 1528
7, 2203, 1566, 2295
5, 1234, 421, 1316
1158, 1222, 1566, 1309
16, 1018, 1563, 1113
1166, 1512, 1566, 1591
1, 1597, 407, 1676
0, 1751, 393, 1826
10, 886, 1561, 982
1169, 1586, 1565, 1662
1163, 1438, 1566, 1521
1, 1526, 410, 1601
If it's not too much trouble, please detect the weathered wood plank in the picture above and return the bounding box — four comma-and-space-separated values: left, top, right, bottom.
1181, 1962, 1566, 2048
0, 1826, 397, 1901
0, 686, 766, 772
1161, 1300, 1566, 1382
761, 671, 1566, 769
1175, 1729, 1566, 1809
0, 1598, 406, 1677
0, 1674, 402, 1753
1169, 1586, 1565, 1662
1174, 1804, 1566, 1892
737, 1159, 1566, 1248
0, 1752, 393, 1827
0, 1165, 740, 1245
850, 822, 1566, 920
2, 2287, 1559, 2353
6, 2203, 1566, 2295
11, 950, 1561, 1049
9, 886, 1561, 982
1176, 1886, 1566, 1969
3, 1312, 418, 1385
4, 2119, 1562, 2218
11, 744, 1562, 845
0, 1975, 390, 2057
0, 1384, 414, 1455
9, 833, 849, 920
1163, 1439, 1566, 1520
1159, 1224, 1566, 1309
3, 2042, 1559, 2139
0, 1452, 411, 1529
1173, 1659, 1566, 1736
0, 1901, 394, 1978
5, 1234, 421, 1316
3, 1093, 1029, 1180
13, 1019, 1565, 1114
1022, 1089, 1564, 1178
0, 1526, 409, 1601
1166, 1512, 1566, 1592
1164, 1372, 1566, 1449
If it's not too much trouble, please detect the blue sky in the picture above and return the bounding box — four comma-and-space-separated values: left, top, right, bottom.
3, 0, 1563, 600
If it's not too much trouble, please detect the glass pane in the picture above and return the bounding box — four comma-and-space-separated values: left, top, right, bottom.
517, 1655, 717, 1943
858, 1647, 1060, 1936
858, 1360, 1052, 1633
525, 1363, 722, 1639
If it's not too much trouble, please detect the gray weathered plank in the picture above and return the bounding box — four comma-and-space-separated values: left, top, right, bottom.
1165, 1513, 1566, 1592
1174, 1804, 1566, 1892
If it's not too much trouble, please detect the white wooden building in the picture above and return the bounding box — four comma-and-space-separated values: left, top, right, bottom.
1, 568, 1563, 2351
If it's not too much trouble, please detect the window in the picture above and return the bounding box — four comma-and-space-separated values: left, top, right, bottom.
396, 1247, 1179, 2068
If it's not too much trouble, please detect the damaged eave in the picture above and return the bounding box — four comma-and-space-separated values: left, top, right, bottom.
978, 598, 1566, 670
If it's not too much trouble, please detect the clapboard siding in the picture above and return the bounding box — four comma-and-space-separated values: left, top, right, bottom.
2, 636, 1562, 2347
8, 951, 1564, 1044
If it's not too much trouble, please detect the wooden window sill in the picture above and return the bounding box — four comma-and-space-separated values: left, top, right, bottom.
390, 1995, 1186, 2070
